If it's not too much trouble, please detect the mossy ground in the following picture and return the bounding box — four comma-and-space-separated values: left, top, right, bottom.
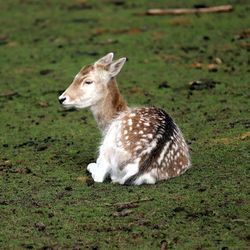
0, 0, 249, 249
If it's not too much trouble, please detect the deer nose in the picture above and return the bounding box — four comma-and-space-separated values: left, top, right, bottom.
59, 97, 66, 104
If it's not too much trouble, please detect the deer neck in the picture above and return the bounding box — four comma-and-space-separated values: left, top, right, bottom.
90, 78, 128, 133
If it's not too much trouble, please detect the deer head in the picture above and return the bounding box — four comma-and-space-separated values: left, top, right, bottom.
58, 53, 126, 109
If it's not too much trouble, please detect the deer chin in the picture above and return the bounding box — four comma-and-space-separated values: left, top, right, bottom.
60, 103, 76, 110
61, 103, 87, 110
70, 99, 96, 109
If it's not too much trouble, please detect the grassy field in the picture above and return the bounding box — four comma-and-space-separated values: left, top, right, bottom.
0, 0, 249, 249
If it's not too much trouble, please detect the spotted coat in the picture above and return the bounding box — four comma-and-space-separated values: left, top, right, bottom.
112, 107, 190, 184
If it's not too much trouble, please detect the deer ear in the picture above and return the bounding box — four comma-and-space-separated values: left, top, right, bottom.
107, 57, 126, 77
95, 52, 114, 65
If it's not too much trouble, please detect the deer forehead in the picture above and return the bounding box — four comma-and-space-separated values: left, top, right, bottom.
75, 64, 109, 83
64, 64, 110, 99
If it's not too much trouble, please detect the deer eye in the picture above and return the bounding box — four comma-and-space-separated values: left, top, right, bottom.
84, 80, 93, 85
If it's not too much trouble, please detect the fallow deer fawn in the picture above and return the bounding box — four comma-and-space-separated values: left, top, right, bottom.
59, 53, 191, 185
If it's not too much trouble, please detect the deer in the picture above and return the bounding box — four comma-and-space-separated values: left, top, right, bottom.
58, 52, 191, 185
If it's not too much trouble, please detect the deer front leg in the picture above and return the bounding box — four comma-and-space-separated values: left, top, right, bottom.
87, 157, 110, 183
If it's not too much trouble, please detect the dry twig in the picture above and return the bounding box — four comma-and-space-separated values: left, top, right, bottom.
146, 5, 233, 15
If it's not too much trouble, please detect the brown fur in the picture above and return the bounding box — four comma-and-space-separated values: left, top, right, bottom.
92, 78, 128, 131
80, 64, 94, 75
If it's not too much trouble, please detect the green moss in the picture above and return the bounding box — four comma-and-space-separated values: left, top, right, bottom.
0, 0, 249, 249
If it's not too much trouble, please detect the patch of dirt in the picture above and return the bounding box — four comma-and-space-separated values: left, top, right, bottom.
37, 101, 49, 108
234, 28, 250, 40
185, 209, 215, 219
0, 160, 12, 172
113, 209, 134, 217
239, 41, 250, 48
173, 206, 186, 213
189, 79, 220, 90
15, 167, 32, 174
34, 222, 46, 231
116, 203, 138, 212
160, 240, 168, 250
158, 81, 170, 89
0, 91, 20, 100
193, 4, 207, 8
39, 69, 53, 75
20, 243, 34, 249
109, 0, 126, 6
190, 60, 222, 71
13, 137, 57, 151
181, 46, 199, 53
0, 200, 8, 205
108, 198, 153, 217
227, 120, 250, 129
212, 131, 250, 145
0, 35, 8, 45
